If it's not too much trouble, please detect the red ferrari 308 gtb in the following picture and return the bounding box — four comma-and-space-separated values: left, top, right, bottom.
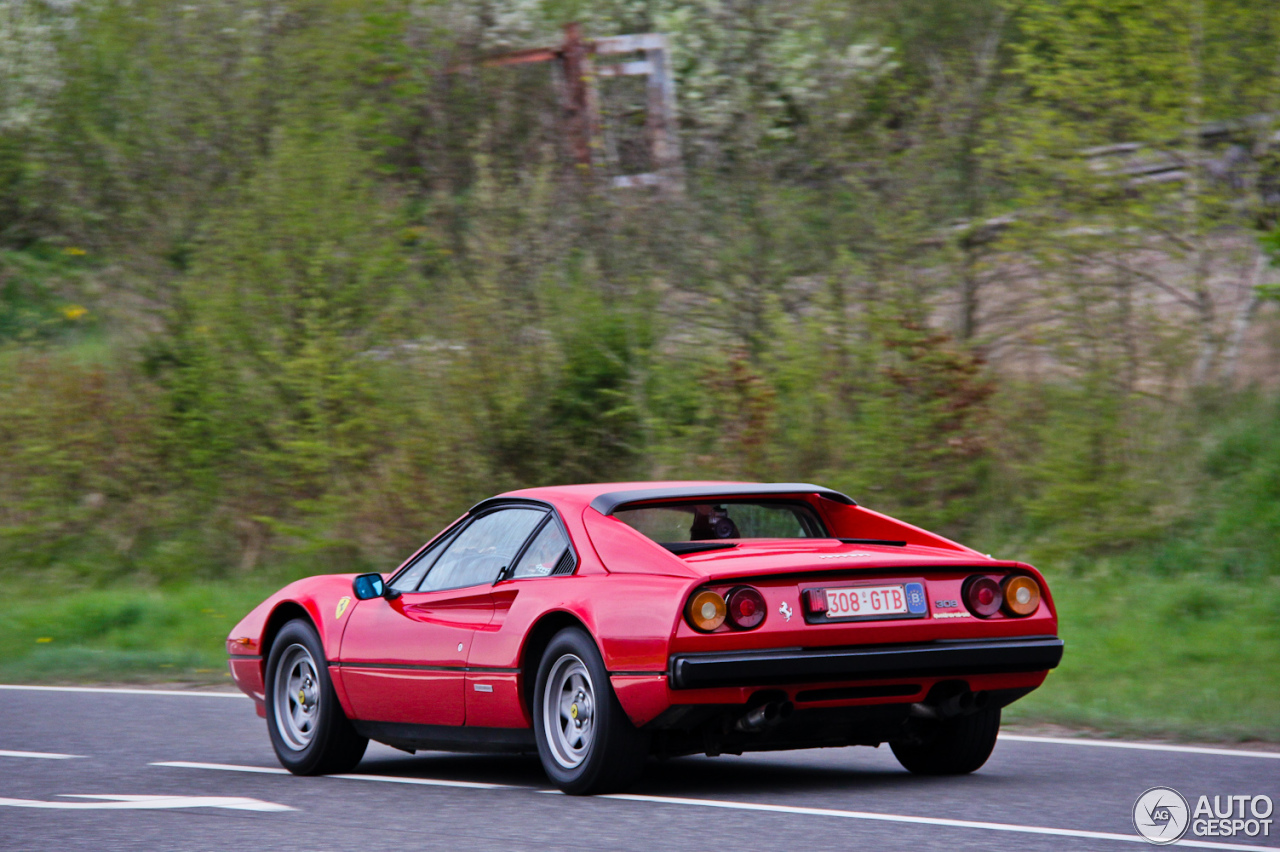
227, 482, 1063, 794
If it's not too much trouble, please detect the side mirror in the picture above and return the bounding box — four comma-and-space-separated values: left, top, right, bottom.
352, 573, 386, 600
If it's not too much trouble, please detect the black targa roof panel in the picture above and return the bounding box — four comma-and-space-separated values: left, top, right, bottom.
588, 483, 857, 515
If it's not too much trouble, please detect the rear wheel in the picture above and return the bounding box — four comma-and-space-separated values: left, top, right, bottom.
265, 619, 368, 775
532, 627, 648, 795
890, 707, 1001, 775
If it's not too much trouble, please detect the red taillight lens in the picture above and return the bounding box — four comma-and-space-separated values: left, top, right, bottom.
803, 588, 828, 614
963, 575, 1002, 618
726, 587, 766, 629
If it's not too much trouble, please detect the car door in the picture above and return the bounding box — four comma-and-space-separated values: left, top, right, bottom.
465, 513, 578, 728
338, 506, 548, 726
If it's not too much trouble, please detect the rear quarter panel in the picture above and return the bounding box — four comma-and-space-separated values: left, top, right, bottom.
469, 575, 689, 671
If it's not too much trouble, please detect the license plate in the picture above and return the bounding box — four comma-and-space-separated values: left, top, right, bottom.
823, 584, 908, 618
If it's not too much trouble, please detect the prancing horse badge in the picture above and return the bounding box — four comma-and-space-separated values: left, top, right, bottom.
779, 601, 793, 622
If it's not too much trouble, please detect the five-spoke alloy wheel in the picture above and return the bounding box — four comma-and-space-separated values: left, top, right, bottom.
542, 653, 596, 769
272, 642, 321, 750
532, 627, 648, 794
265, 619, 368, 775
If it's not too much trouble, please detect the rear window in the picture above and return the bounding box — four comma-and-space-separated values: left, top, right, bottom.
614, 500, 827, 543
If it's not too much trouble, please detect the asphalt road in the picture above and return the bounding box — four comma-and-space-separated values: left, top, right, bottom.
1, 685, 1277, 852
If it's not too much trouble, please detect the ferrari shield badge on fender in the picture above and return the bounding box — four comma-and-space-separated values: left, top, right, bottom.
335, 596, 351, 619
779, 601, 793, 622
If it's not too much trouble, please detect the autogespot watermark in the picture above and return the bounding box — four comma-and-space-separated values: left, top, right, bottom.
1133, 786, 1274, 845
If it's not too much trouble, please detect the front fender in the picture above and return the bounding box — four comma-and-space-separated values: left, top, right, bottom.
226, 574, 363, 708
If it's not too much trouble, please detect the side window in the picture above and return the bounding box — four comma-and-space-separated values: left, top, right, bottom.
388, 526, 460, 593
511, 520, 572, 578
419, 508, 546, 593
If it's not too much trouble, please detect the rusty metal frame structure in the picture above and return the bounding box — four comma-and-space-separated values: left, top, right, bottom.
457, 24, 683, 192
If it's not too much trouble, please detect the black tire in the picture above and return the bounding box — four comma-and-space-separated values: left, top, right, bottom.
890, 707, 1001, 775
532, 627, 649, 795
264, 619, 368, 775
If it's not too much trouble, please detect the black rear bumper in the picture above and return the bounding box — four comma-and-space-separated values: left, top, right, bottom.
668, 635, 1064, 690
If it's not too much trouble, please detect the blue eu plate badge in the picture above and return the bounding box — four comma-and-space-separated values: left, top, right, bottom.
905, 582, 928, 615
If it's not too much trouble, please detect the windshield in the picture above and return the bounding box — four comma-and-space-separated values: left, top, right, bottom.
614, 500, 827, 543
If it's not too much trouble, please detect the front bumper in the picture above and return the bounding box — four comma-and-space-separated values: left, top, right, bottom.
668, 635, 1064, 689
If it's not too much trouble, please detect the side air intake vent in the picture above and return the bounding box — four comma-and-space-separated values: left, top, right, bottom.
551, 549, 576, 576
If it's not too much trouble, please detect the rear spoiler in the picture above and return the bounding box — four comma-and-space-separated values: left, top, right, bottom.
588, 483, 856, 515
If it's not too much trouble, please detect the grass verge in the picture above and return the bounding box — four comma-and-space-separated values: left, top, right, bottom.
0, 582, 279, 685
1005, 570, 1280, 741
1, 573, 1276, 741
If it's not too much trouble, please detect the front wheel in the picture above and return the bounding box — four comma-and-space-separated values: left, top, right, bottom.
264, 619, 368, 775
532, 627, 648, 795
890, 706, 1001, 775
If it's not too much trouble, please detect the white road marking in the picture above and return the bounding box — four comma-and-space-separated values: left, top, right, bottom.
0, 685, 245, 699
599, 793, 1280, 852
0, 749, 84, 760
163, 759, 1280, 850
157, 760, 1280, 849
151, 761, 508, 790
151, 762, 289, 775
0, 794, 292, 812
1001, 734, 1280, 760
331, 772, 507, 790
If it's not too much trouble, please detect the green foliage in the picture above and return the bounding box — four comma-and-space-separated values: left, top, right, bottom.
999, 0, 1277, 395
1001, 386, 1180, 560
0, 246, 96, 341
0, 0, 1277, 596
857, 317, 995, 527
1263, 230, 1280, 301
0, 346, 164, 580
1006, 569, 1280, 740
0, 582, 281, 684
1011, 0, 1196, 145
1202, 395, 1280, 575
545, 290, 651, 482
143, 121, 424, 569
801, 313, 996, 533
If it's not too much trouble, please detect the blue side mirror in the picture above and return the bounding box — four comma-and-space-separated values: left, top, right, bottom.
352, 573, 386, 600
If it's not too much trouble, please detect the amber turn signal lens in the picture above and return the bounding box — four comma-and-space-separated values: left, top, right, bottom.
1002, 576, 1041, 616
963, 575, 1003, 618
725, 587, 766, 630
687, 590, 727, 632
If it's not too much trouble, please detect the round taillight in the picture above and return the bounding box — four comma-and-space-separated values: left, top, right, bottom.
963, 575, 1002, 618
725, 587, 766, 630
687, 590, 727, 632
1002, 576, 1041, 616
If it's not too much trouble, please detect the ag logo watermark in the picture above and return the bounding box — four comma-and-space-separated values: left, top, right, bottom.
1133, 787, 1190, 845
1134, 787, 1274, 845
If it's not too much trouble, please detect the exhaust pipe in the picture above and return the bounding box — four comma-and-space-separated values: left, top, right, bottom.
735, 700, 794, 732
910, 688, 986, 720
908, 702, 938, 720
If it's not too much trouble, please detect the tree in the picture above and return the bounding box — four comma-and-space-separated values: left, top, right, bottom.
1003, 0, 1280, 386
